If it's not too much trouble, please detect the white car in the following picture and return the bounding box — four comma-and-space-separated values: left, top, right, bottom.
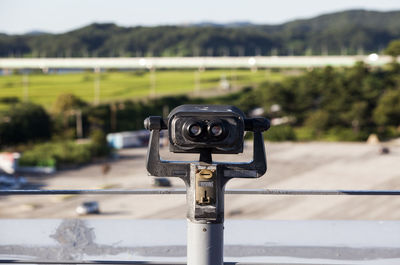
76, 201, 100, 215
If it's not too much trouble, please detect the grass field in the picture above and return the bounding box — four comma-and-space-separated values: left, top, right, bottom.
0, 69, 284, 110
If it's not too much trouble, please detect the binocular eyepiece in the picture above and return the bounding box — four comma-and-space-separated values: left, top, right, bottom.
184, 119, 226, 140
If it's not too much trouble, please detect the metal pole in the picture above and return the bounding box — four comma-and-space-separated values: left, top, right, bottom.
76, 109, 83, 138
187, 222, 223, 265
22, 72, 29, 101
150, 67, 156, 97
110, 103, 117, 132
230, 68, 237, 90
194, 69, 200, 96
94, 67, 100, 105
186, 163, 224, 265
2, 188, 400, 196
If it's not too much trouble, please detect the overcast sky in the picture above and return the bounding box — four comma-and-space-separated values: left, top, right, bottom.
1, 0, 400, 34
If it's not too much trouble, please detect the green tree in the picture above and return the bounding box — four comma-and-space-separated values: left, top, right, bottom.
341, 101, 368, 132
373, 89, 400, 126
52, 93, 88, 138
384, 39, 400, 58
52, 93, 87, 114
90, 129, 110, 157
0, 102, 51, 146
304, 110, 331, 136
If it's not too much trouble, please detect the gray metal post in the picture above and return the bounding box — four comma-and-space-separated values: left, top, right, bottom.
186, 163, 225, 265
187, 222, 223, 265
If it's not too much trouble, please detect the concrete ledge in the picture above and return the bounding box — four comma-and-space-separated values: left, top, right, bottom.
1, 219, 399, 264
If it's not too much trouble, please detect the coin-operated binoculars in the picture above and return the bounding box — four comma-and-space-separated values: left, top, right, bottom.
144, 105, 270, 265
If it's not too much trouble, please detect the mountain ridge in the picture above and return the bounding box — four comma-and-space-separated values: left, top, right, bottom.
1, 9, 400, 57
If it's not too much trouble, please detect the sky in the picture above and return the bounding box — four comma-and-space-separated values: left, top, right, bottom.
0, 0, 400, 34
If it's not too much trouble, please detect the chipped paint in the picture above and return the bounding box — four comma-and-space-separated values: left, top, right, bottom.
1, 220, 132, 261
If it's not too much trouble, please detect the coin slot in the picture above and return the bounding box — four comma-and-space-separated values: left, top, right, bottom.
196, 169, 216, 205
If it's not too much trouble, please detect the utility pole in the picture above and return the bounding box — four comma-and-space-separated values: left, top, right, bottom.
94, 67, 101, 105
110, 103, 117, 132
76, 110, 83, 138
230, 68, 237, 90
194, 67, 202, 96
149, 66, 156, 97
22, 71, 29, 102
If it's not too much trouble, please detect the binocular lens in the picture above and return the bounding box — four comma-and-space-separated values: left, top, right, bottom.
189, 124, 202, 136
210, 124, 223, 136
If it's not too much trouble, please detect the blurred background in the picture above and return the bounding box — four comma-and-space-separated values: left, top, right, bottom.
0, 0, 399, 220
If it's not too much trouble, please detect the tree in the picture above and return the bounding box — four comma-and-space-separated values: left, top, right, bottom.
304, 110, 331, 136
373, 89, 400, 127
90, 129, 110, 157
52, 93, 87, 114
384, 39, 400, 58
0, 102, 51, 146
52, 93, 88, 137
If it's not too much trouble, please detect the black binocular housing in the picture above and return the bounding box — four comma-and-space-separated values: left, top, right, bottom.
144, 105, 270, 155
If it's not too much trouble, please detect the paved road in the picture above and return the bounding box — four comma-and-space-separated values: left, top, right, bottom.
1, 141, 399, 220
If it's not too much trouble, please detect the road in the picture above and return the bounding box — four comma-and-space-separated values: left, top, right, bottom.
1, 141, 399, 220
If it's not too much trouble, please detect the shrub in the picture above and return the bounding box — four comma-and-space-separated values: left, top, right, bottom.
304, 110, 331, 136
264, 125, 296, 142
52, 93, 87, 114
0, 102, 51, 146
373, 90, 400, 127
90, 129, 111, 157
294, 127, 315, 141
322, 127, 369, 142
0, 97, 19, 104
376, 126, 400, 141
19, 141, 92, 168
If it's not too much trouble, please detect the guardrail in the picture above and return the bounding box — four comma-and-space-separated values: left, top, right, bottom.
1, 188, 400, 265
1, 188, 400, 196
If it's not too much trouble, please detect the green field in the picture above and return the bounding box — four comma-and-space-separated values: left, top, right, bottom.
0, 69, 284, 109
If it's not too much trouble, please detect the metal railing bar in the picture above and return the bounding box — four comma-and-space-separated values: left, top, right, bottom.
1, 188, 400, 196
0, 260, 343, 265
0, 260, 181, 265
0, 188, 186, 195
227, 189, 400, 195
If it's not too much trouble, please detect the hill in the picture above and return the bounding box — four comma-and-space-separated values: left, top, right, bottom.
1, 9, 400, 57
